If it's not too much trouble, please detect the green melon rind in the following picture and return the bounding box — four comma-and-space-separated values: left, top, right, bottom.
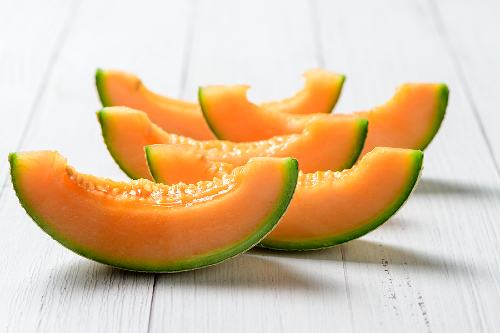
259, 150, 424, 251
10, 153, 299, 272
342, 118, 368, 170
145, 145, 165, 183
198, 87, 226, 140
95, 68, 112, 107
97, 109, 143, 180
419, 84, 448, 150
326, 74, 346, 114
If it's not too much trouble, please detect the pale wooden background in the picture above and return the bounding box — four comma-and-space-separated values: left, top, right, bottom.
1, 0, 499, 332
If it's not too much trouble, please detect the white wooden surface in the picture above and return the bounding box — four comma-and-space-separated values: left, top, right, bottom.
1, 0, 499, 332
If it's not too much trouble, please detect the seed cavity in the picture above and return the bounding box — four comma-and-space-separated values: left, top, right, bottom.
65, 165, 236, 206
166, 132, 299, 159
298, 169, 349, 186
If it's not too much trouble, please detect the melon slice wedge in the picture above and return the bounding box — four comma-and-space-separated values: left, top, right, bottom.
199, 83, 448, 150
98, 107, 367, 179
95, 68, 345, 139
145, 145, 423, 250
264, 147, 423, 249
9, 151, 298, 271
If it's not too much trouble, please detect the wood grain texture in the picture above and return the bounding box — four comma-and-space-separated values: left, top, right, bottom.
316, 0, 500, 331
148, 1, 353, 332
0, 0, 190, 332
430, 0, 500, 174
180, 0, 320, 101
0, 0, 78, 189
0, 0, 499, 332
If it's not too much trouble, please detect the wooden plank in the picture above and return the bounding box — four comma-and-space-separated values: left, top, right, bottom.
430, 0, 500, 173
180, 0, 322, 101
0, 0, 78, 187
2, 0, 499, 332
316, 0, 500, 331
0, 0, 191, 331
148, 0, 353, 332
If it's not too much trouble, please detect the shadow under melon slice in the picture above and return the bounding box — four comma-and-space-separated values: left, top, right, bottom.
9, 151, 298, 271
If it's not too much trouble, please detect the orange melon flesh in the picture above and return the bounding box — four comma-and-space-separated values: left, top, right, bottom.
200, 85, 316, 141
96, 70, 214, 140
95, 69, 345, 139
199, 83, 448, 147
98, 107, 367, 179
357, 84, 448, 154
145, 146, 423, 250
265, 147, 423, 249
146, 145, 234, 185
9, 151, 298, 271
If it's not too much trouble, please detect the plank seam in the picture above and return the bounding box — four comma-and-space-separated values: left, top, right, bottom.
1, 1, 83, 329
340, 245, 355, 331
428, 0, 500, 179
308, 0, 325, 68
146, 275, 158, 333
314, 2, 354, 328
0, 0, 82, 202
427, 0, 495, 330
146, 1, 199, 331
178, 0, 199, 98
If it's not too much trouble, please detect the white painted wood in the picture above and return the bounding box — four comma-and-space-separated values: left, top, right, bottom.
148, 1, 353, 332
0, 0, 77, 186
316, 0, 500, 331
430, 0, 500, 173
1, 0, 500, 332
181, 0, 321, 102
0, 0, 190, 332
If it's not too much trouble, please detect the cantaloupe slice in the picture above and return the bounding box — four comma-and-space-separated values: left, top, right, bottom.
199, 83, 448, 151
98, 107, 367, 179
95, 69, 345, 139
9, 151, 298, 271
145, 145, 423, 250
265, 147, 423, 249
96, 69, 213, 140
